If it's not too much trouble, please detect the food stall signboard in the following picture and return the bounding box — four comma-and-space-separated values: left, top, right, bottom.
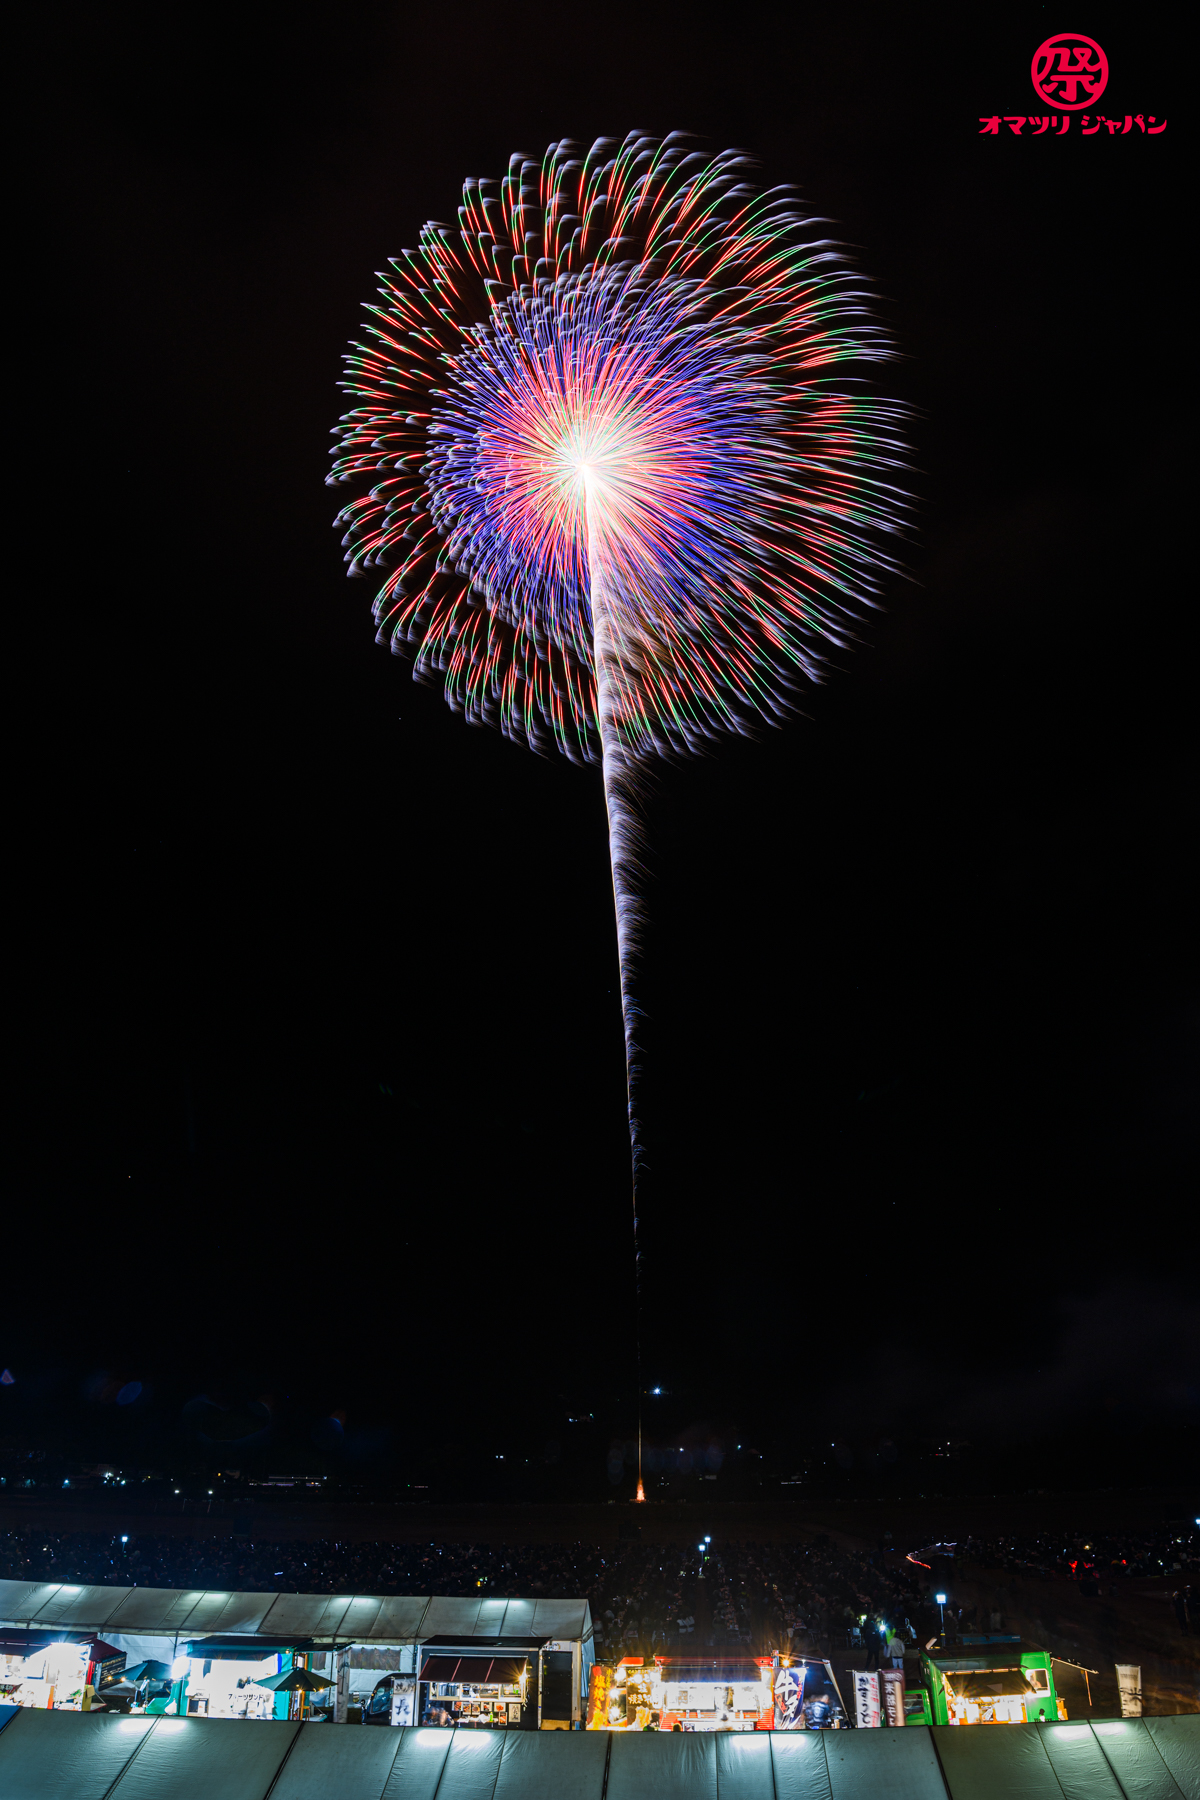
851, 1670, 881, 1728
880, 1667, 906, 1727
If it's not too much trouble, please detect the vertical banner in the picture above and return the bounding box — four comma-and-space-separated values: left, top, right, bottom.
880, 1666, 906, 1727
851, 1669, 881, 1727
1115, 1664, 1142, 1718
333, 1649, 349, 1724
773, 1662, 804, 1729
389, 1678, 415, 1727
585, 1664, 611, 1729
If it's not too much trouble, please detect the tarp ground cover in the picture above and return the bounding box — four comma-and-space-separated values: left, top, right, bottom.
934, 1720, 1074, 1800
1091, 1719, 1188, 1799
0, 1708, 153, 1800
823, 1725, 947, 1800
1039, 1721, 1129, 1800
0, 1711, 1197, 1798
933, 1719, 1193, 1800
489, 1728, 609, 1799
105, 1717, 301, 1800
769, 1728, 836, 1800
607, 1728, 720, 1799
269, 1719, 405, 1799
1145, 1717, 1200, 1798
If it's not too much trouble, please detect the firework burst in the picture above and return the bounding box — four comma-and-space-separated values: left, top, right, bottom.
330, 132, 908, 1468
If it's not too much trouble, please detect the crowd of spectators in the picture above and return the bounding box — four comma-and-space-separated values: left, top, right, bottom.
589, 1537, 934, 1664
0, 1529, 934, 1662
959, 1523, 1199, 1587
0, 1532, 604, 1610
7, 1520, 1194, 1655
955, 1524, 1200, 1640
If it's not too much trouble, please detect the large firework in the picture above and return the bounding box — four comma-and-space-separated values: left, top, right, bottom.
330, 132, 907, 1453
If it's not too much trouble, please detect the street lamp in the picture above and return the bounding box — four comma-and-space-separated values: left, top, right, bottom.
935, 1593, 947, 1641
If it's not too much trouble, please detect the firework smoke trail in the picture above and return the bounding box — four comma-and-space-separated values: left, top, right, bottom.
588, 493, 646, 1479
329, 133, 909, 1492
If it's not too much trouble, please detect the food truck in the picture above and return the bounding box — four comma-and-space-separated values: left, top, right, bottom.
914, 1636, 1064, 1726
586, 1654, 847, 1731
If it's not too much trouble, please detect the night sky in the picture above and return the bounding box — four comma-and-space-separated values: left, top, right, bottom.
8, 5, 1193, 1498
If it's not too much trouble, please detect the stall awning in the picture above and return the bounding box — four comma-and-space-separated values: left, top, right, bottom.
420, 1654, 527, 1683
0, 1629, 122, 1660
183, 1637, 298, 1661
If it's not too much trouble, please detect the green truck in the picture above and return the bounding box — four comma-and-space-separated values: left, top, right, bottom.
908, 1635, 1062, 1727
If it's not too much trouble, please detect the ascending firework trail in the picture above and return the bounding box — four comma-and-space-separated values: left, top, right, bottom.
330, 133, 908, 1494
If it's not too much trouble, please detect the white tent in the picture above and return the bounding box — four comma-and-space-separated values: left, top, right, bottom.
0, 1581, 590, 1645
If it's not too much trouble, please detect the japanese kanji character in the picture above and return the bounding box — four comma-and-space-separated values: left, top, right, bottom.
979, 117, 1001, 134
1081, 116, 1101, 134
1003, 116, 1026, 135
1147, 117, 1167, 133
1029, 117, 1051, 135
1033, 41, 1106, 108
1054, 116, 1069, 134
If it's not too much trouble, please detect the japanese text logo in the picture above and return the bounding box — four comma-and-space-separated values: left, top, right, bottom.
1031, 33, 1108, 110
978, 32, 1165, 137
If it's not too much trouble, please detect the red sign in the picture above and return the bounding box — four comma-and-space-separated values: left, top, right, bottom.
1031, 33, 1109, 110
880, 1666, 906, 1728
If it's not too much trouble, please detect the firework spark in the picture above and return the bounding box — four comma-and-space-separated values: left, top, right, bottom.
330, 133, 908, 1463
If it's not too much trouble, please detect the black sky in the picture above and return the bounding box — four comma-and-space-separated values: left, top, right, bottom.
7, 4, 1194, 1495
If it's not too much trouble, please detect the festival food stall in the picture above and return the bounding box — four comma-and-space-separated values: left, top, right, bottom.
172, 1640, 296, 1721
409, 1653, 529, 1728
586, 1654, 847, 1731
0, 1582, 593, 1729
917, 1636, 1064, 1726
0, 1631, 125, 1712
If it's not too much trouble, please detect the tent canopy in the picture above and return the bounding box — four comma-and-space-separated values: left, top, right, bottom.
0, 1710, 1195, 1800
0, 1581, 590, 1646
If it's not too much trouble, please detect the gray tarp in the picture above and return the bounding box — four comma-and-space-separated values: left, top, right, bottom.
1038, 1720, 1130, 1800
1146, 1717, 1200, 1797
609, 1728, 720, 1799
933, 1719, 1189, 1800
490, 1729, 610, 1800
933, 1718, 1077, 1800
105, 1717, 301, 1800
270, 1723, 405, 1800
0, 1580, 590, 1645
0, 1709, 153, 1800
0, 1710, 1196, 1798
824, 1725, 947, 1800
1090, 1719, 1187, 1799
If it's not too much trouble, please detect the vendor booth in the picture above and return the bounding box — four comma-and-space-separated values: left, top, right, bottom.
0, 1582, 592, 1729
0, 1629, 125, 1712
916, 1636, 1064, 1726
586, 1653, 847, 1731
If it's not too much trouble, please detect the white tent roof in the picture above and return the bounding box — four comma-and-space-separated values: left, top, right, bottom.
0, 1580, 590, 1644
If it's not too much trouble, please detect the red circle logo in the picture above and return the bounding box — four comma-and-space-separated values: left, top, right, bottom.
1031, 33, 1109, 110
